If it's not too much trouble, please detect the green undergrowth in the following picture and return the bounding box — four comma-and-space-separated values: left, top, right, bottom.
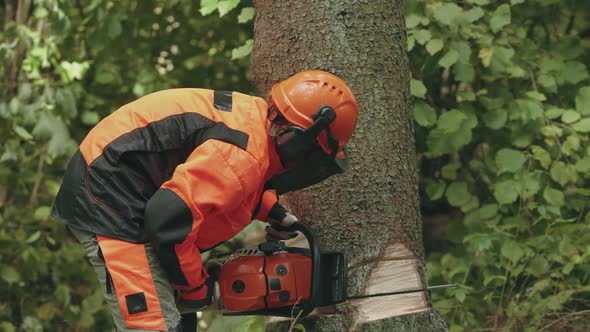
406, 0, 590, 330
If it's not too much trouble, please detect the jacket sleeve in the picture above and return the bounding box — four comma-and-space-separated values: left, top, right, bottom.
253, 189, 279, 221
144, 139, 252, 299
254, 189, 294, 223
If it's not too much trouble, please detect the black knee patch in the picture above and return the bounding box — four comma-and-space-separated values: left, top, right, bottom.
125, 292, 147, 315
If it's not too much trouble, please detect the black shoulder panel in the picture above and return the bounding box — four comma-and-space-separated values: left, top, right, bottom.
145, 188, 193, 286
214, 91, 233, 112
202, 122, 249, 150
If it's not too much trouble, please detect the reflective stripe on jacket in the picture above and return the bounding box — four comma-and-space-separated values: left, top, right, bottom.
52, 88, 277, 291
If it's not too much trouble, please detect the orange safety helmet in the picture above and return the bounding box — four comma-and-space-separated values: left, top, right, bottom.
270, 70, 359, 159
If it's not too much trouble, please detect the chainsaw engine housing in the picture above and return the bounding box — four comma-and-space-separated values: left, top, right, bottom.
217, 245, 347, 316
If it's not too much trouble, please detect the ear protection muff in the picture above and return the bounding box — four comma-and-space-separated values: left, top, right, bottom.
274, 105, 338, 165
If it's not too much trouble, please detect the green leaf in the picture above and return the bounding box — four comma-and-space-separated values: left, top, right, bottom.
501, 240, 524, 263
413, 29, 431, 45
431, 3, 463, 26
490, 4, 511, 33
414, 101, 436, 127
561, 110, 581, 124
452, 41, 471, 63
541, 125, 563, 138
550, 161, 577, 186
511, 0, 525, 4
217, 0, 240, 17
14, 125, 33, 140
439, 49, 459, 69
559, 61, 588, 85
462, 7, 484, 23
60, 61, 89, 82
107, 16, 122, 39
511, 99, 543, 121
406, 15, 423, 29
437, 109, 466, 133
545, 107, 565, 119
575, 157, 590, 173
32, 113, 77, 158
237, 7, 255, 23
543, 187, 565, 207
425, 38, 444, 55
461, 195, 480, 213
231, 39, 253, 60
407, 36, 415, 51
33, 206, 51, 221
479, 47, 493, 67
483, 110, 507, 129
26, 231, 41, 244
56, 89, 78, 118
479, 204, 499, 219
81, 111, 100, 125
496, 148, 526, 174
572, 119, 590, 133
0, 322, 15, 332
518, 171, 541, 198
527, 256, 549, 277
426, 121, 473, 157
1, 266, 20, 284
446, 182, 471, 207
467, 0, 490, 5
453, 63, 474, 82
442, 162, 461, 180
526, 91, 546, 101
562, 135, 580, 155
426, 179, 446, 200
200, 0, 219, 16
494, 180, 520, 205
538, 74, 557, 92
410, 79, 427, 99
576, 86, 590, 115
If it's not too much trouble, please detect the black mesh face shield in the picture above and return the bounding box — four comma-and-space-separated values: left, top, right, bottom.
265, 105, 350, 194
265, 147, 350, 194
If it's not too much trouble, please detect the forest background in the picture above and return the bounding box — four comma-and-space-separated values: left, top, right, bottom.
1, 0, 589, 331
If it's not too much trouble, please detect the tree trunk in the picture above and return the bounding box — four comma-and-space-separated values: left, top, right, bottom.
252, 1, 448, 331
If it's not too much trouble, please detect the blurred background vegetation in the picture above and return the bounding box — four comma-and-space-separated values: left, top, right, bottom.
0, 0, 589, 331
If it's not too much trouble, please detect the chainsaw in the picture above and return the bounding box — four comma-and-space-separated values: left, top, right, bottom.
207, 221, 452, 318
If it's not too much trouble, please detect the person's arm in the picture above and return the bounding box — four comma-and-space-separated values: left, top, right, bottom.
144, 139, 253, 308
254, 189, 279, 221
255, 190, 299, 241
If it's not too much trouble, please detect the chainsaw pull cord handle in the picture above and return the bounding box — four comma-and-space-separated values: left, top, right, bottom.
275, 221, 320, 317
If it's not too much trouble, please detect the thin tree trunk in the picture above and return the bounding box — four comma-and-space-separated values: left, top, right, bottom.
252, 1, 447, 331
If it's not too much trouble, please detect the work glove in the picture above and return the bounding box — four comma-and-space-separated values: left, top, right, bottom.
176, 277, 217, 312
265, 203, 299, 241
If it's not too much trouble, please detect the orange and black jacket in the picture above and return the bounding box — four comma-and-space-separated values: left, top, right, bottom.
51, 89, 280, 294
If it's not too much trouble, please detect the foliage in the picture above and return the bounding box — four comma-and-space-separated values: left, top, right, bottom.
0, 0, 254, 330
4, 0, 590, 330
406, 0, 590, 330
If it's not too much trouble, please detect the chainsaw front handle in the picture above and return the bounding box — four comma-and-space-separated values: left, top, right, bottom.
276, 220, 321, 317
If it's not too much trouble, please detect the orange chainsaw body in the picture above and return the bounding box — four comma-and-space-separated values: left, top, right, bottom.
218, 252, 312, 312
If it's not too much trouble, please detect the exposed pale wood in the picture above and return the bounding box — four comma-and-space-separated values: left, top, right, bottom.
350, 242, 429, 326
363, 259, 422, 295
352, 292, 430, 324
382, 243, 414, 259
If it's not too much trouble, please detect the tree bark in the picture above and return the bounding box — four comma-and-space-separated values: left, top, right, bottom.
252, 1, 447, 331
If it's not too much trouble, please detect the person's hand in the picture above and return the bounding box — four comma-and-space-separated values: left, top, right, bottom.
176, 277, 216, 312
265, 203, 299, 241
